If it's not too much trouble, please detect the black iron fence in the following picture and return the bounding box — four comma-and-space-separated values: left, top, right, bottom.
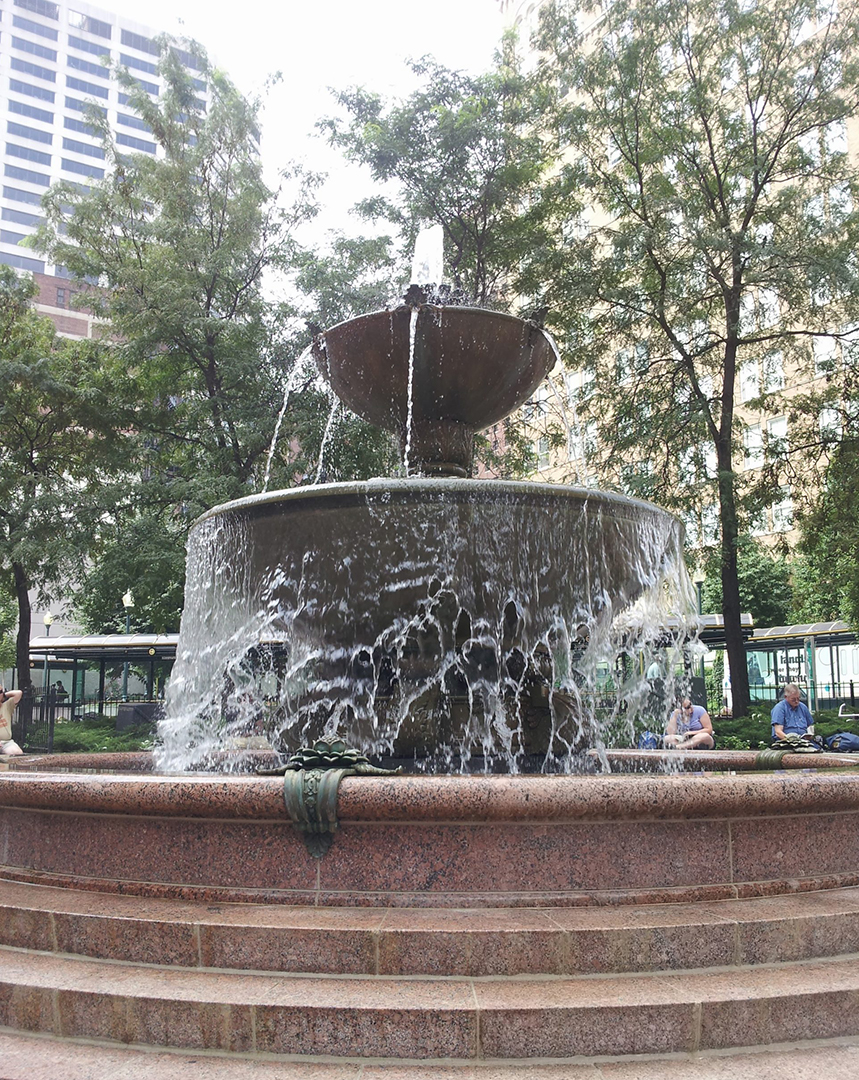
11, 688, 54, 753
10, 689, 160, 753
705, 680, 859, 716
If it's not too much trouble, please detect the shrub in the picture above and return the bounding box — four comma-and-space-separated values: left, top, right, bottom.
49, 715, 154, 754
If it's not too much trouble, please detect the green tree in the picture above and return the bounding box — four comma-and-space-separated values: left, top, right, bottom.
700, 536, 794, 628
791, 437, 859, 624
73, 512, 188, 635
0, 268, 131, 690
529, 0, 859, 716
321, 41, 551, 306
37, 38, 320, 515
0, 582, 18, 673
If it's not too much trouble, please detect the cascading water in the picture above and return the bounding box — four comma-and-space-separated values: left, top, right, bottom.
158, 261, 698, 775
403, 308, 418, 475
261, 349, 307, 493
158, 476, 695, 773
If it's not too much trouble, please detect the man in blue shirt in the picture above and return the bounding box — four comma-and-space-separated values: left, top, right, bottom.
771, 684, 814, 741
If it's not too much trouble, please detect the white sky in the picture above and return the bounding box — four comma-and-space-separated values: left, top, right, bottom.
102, 0, 506, 238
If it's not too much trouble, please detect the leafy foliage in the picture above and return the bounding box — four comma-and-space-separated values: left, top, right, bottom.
792, 437, 859, 626
321, 40, 552, 307
0, 267, 132, 687
701, 536, 794, 627
527, 0, 859, 715
38, 38, 320, 514
51, 714, 154, 754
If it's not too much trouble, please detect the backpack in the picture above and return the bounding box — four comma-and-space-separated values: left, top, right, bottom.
825, 732, 859, 752
637, 730, 660, 750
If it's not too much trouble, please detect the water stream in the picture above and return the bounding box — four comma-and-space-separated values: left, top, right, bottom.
261, 350, 308, 493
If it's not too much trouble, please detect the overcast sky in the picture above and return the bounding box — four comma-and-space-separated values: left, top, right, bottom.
103, 0, 506, 236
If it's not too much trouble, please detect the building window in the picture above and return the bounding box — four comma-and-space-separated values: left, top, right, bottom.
701, 503, 720, 543
68, 11, 112, 38
2, 206, 41, 227
739, 360, 759, 402
4, 163, 49, 185
3, 184, 42, 205
763, 350, 784, 392
67, 55, 109, 80
820, 407, 841, 439
116, 112, 152, 133
65, 75, 109, 100
12, 36, 57, 62
64, 96, 106, 116
120, 52, 156, 75
170, 45, 203, 70
537, 435, 550, 470
61, 157, 103, 179
7, 120, 52, 144
64, 116, 97, 136
6, 141, 51, 165
13, 0, 59, 20
120, 29, 159, 55
62, 136, 104, 159
116, 131, 156, 154
11, 57, 56, 83
8, 99, 53, 124
813, 335, 838, 375
56, 287, 65, 307
68, 35, 110, 58
766, 415, 787, 455
12, 14, 58, 39
744, 424, 763, 469
772, 486, 793, 532
0, 250, 44, 272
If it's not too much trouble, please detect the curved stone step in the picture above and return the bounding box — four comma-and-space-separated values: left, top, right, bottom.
2, 944, 859, 1060
3, 878, 859, 977
2, 1030, 859, 1079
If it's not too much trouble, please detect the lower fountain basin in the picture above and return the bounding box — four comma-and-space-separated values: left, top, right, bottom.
163, 479, 688, 769
1, 755, 858, 906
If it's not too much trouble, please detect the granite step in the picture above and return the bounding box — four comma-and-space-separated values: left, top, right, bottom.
2, 944, 859, 1060
4, 878, 859, 977
2, 1030, 859, 1080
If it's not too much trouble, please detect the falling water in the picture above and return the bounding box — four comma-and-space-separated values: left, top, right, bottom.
403, 308, 418, 475
261, 349, 308, 493
314, 390, 339, 484
157, 480, 696, 774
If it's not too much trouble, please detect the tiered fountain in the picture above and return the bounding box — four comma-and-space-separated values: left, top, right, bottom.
1, 283, 859, 1075
157, 288, 692, 775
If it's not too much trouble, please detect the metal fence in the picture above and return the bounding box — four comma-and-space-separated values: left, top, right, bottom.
10, 689, 160, 753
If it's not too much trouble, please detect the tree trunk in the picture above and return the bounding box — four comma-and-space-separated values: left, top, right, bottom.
12, 562, 31, 693
716, 466, 750, 718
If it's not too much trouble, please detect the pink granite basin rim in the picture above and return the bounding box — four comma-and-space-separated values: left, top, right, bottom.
1, 764, 859, 821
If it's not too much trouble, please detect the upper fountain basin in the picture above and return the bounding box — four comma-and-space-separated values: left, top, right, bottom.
312, 304, 557, 442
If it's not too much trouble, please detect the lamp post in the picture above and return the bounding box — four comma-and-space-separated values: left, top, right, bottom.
42, 612, 54, 695
121, 591, 134, 702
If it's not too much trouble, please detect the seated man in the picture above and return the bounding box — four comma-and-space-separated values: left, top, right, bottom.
664, 698, 715, 749
0, 686, 23, 754
771, 683, 814, 743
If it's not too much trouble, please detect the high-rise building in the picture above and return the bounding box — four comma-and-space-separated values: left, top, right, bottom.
0, 0, 210, 336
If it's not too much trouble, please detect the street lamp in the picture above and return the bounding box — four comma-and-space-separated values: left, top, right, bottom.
42, 612, 54, 694
121, 591, 134, 702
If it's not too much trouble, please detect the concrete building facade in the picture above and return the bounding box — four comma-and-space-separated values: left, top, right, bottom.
0, 0, 210, 335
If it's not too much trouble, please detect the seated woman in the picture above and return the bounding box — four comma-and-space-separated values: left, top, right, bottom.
664, 698, 715, 749
0, 686, 24, 755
